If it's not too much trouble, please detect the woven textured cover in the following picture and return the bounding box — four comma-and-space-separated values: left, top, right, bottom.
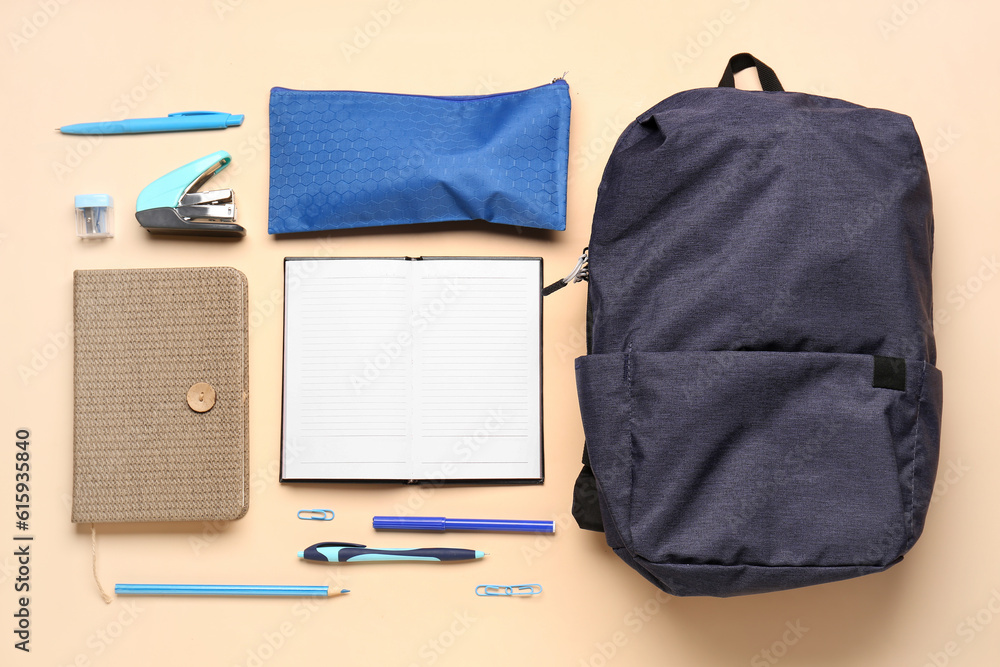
72, 267, 249, 523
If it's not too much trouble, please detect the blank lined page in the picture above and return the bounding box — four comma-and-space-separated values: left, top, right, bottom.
281, 257, 542, 482
282, 259, 413, 480
411, 259, 541, 480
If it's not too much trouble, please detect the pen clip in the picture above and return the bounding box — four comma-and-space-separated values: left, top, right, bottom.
168, 111, 229, 117
475, 584, 543, 596
311, 542, 366, 548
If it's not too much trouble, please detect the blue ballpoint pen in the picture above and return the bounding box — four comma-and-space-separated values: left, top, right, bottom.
57, 111, 244, 135
299, 542, 486, 563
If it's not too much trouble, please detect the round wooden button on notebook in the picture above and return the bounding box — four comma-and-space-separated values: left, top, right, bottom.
187, 382, 216, 412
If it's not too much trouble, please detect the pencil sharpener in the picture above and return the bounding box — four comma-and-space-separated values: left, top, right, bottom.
75, 194, 114, 239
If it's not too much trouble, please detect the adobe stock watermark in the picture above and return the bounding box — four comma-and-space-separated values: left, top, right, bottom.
451, 408, 506, 462
212, 0, 248, 20
570, 103, 645, 182
188, 460, 284, 549
545, 0, 590, 30
471, 74, 502, 95
930, 458, 970, 505
207, 127, 270, 192
750, 620, 810, 666
384, 93, 556, 231
924, 126, 960, 165
340, 0, 411, 63
921, 588, 1000, 667
673, 0, 755, 73
8, 0, 72, 53
877, 0, 932, 40
249, 458, 282, 497
52, 65, 169, 181
0, 556, 17, 586
252, 236, 344, 332
250, 288, 283, 331
935, 254, 999, 326
17, 322, 72, 385
384, 410, 509, 517
232, 574, 350, 667
679, 286, 797, 407
578, 590, 672, 666
803, 82, 834, 97
387, 477, 447, 517
189, 520, 231, 556
56, 602, 144, 667
406, 611, 477, 667
251, 241, 339, 332
350, 278, 465, 394
555, 322, 587, 362
521, 512, 571, 565
237, 621, 297, 667
721, 407, 834, 536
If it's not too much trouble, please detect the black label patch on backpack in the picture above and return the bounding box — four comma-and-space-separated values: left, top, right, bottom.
873, 356, 906, 391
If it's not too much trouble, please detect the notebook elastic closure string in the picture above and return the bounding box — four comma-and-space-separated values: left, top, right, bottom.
91, 524, 113, 604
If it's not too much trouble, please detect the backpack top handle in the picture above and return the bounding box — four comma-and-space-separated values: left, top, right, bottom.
718, 53, 785, 91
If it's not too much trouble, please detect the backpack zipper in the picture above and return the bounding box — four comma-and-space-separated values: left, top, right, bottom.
543, 247, 588, 295
271, 77, 568, 102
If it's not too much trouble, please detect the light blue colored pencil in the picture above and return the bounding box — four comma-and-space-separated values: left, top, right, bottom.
114, 584, 349, 597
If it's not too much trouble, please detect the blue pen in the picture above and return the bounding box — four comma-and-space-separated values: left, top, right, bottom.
299, 542, 486, 563
57, 111, 244, 135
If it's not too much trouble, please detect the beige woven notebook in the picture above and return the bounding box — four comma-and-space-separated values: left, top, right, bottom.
72, 267, 249, 523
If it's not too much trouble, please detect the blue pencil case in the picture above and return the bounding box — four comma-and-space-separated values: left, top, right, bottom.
268, 79, 570, 234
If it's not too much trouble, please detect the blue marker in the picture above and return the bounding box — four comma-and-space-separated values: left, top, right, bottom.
373, 516, 555, 534
58, 111, 244, 135
299, 542, 486, 563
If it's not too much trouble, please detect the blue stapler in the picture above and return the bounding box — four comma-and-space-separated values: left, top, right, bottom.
135, 150, 245, 237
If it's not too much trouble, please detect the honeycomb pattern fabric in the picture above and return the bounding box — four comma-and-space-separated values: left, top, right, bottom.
72, 268, 249, 523
268, 80, 570, 233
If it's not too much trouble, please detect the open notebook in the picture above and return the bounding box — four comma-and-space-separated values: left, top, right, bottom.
281, 257, 543, 483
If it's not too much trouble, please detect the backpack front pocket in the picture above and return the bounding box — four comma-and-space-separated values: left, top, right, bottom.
576, 350, 942, 570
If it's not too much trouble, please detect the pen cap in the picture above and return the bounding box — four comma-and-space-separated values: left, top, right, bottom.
373, 516, 447, 531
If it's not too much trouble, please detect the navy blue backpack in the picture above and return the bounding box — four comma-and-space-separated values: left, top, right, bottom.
569, 54, 944, 597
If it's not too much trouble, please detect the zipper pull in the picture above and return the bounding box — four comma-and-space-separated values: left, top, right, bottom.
552, 72, 569, 83
543, 247, 588, 296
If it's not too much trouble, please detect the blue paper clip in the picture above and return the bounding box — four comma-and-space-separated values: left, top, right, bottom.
475, 584, 542, 597
297, 509, 334, 521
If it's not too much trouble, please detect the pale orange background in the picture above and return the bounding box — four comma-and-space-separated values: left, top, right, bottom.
0, 1, 995, 665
